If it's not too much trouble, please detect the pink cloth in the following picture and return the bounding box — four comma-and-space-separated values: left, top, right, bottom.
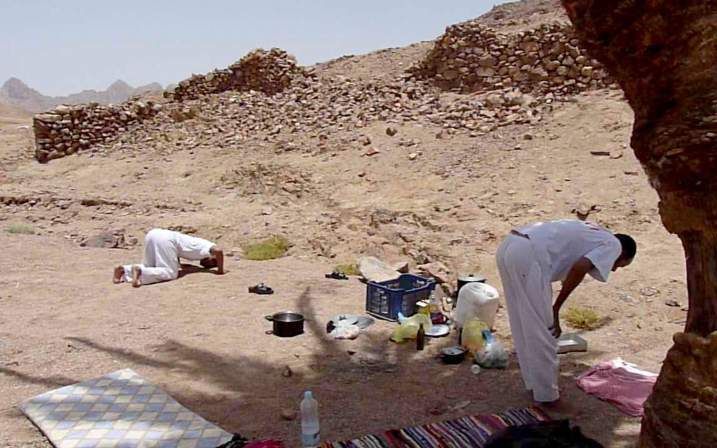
576, 358, 657, 417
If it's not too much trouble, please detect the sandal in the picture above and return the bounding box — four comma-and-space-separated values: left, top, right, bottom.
249, 283, 274, 295
325, 271, 348, 280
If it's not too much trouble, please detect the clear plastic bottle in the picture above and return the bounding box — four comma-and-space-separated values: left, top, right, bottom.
300, 391, 320, 447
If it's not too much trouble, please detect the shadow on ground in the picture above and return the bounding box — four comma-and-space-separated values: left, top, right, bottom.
2, 286, 640, 447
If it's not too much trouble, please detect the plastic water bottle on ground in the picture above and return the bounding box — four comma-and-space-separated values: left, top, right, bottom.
301, 390, 320, 447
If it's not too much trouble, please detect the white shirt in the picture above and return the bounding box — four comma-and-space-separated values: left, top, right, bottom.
146, 228, 215, 262
516, 220, 621, 283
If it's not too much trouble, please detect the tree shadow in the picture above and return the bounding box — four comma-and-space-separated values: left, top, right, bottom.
4, 286, 636, 447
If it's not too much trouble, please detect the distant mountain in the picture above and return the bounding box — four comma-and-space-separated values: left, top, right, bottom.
0, 77, 164, 113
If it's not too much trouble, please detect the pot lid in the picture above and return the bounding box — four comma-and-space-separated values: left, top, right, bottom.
458, 274, 486, 282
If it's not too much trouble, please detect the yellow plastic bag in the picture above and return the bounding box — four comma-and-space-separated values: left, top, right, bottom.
461, 318, 489, 353
390, 313, 432, 343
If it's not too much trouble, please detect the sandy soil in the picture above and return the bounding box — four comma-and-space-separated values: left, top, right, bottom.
0, 85, 688, 448
0, 3, 689, 442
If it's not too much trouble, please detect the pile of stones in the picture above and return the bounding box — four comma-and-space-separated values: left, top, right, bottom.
408, 21, 611, 95
32, 21, 619, 163
165, 48, 308, 101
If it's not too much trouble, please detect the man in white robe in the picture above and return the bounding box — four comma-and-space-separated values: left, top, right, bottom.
496, 219, 636, 407
113, 228, 225, 287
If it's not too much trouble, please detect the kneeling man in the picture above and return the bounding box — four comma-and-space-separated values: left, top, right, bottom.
113, 228, 224, 287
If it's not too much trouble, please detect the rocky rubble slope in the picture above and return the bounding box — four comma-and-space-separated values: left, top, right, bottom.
32, 6, 617, 164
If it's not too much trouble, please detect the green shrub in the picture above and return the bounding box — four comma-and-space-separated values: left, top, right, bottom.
333, 263, 360, 276
243, 236, 290, 260
6, 223, 35, 235
564, 307, 605, 330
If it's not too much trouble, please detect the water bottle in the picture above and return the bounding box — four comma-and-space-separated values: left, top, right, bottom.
300, 390, 320, 447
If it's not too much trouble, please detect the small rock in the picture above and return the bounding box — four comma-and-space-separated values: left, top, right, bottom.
386, 127, 398, 137
357, 171, 366, 178
281, 409, 297, 421
450, 400, 472, 412
364, 147, 381, 157
523, 133, 533, 140
609, 151, 623, 159
261, 207, 273, 216
281, 366, 293, 378
359, 136, 371, 146
590, 150, 611, 156
359, 256, 400, 282
408, 153, 418, 160
347, 350, 356, 356
640, 287, 659, 297
665, 299, 681, 307
417, 262, 450, 284
392, 261, 410, 273
618, 293, 636, 304
624, 171, 639, 176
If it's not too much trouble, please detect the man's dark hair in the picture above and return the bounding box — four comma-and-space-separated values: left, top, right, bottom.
615, 234, 637, 260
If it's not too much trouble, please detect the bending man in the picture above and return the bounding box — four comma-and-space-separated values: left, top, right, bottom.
113, 228, 224, 287
496, 219, 636, 408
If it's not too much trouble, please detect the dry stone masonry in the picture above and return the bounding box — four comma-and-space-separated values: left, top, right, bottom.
32, 49, 307, 163
32, 22, 617, 163
33, 101, 160, 163
408, 21, 611, 95
165, 48, 307, 101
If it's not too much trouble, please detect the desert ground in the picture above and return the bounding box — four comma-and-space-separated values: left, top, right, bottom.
0, 3, 690, 447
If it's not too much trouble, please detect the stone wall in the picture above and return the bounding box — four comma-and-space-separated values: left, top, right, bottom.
33, 101, 160, 163
409, 21, 611, 95
32, 48, 306, 163
164, 48, 308, 101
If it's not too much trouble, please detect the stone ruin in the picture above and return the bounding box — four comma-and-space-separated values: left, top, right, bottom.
408, 21, 611, 95
33, 101, 160, 163
32, 22, 617, 163
164, 48, 308, 101
32, 48, 306, 163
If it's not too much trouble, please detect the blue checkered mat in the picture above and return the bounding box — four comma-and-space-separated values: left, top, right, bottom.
20, 368, 233, 448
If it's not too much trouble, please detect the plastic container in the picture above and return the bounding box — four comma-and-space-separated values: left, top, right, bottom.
300, 391, 320, 447
366, 274, 436, 321
557, 333, 588, 354
454, 282, 500, 329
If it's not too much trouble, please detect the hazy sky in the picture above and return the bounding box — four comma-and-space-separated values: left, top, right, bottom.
1, 0, 509, 96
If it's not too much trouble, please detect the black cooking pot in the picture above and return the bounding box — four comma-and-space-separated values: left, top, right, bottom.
456, 274, 487, 295
265, 312, 305, 337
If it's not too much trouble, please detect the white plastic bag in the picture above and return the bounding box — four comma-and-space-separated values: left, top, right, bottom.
454, 282, 500, 329
475, 330, 509, 369
330, 320, 361, 340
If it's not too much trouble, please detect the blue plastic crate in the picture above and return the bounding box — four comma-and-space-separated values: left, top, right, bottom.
365, 274, 436, 321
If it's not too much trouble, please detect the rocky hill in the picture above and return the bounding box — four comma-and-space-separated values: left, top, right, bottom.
0, 77, 163, 113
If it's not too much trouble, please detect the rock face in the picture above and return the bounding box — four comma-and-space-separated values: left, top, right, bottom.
165, 48, 307, 101
640, 332, 717, 448
408, 21, 611, 95
561, 1, 717, 447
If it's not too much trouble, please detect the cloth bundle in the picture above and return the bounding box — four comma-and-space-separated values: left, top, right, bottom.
576, 358, 657, 417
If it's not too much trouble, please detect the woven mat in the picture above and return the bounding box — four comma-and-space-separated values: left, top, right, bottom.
20, 368, 232, 448
322, 407, 549, 448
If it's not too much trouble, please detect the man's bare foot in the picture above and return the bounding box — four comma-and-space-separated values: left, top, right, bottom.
131, 265, 142, 288
535, 398, 575, 416
112, 266, 124, 284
